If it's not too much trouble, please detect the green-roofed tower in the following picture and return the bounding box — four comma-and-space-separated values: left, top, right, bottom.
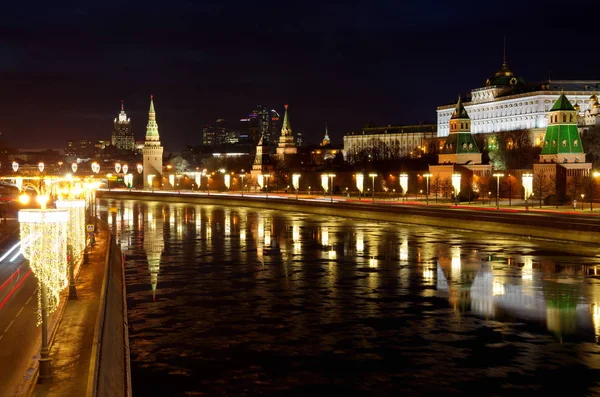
540, 93, 585, 164
438, 97, 482, 165
143, 95, 164, 189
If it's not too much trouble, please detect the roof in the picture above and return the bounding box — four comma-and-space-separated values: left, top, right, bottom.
550, 93, 575, 111
450, 97, 469, 120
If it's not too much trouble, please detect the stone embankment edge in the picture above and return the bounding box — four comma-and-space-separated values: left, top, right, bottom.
100, 191, 600, 244
86, 220, 111, 397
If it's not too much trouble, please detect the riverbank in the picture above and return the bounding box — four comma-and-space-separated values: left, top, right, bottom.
99, 189, 600, 244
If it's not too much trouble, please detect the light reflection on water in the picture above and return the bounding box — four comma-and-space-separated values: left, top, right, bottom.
104, 199, 600, 395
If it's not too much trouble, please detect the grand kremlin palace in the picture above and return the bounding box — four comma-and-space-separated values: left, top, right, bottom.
436, 60, 600, 141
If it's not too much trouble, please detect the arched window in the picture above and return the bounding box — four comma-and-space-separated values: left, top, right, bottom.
563, 114, 566, 122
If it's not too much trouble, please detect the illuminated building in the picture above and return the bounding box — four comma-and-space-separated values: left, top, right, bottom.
343, 124, 436, 163
276, 104, 298, 161
250, 135, 273, 180
142, 95, 164, 189
111, 100, 135, 151
240, 105, 281, 145
533, 93, 591, 199
320, 123, 331, 147
436, 55, 600, 138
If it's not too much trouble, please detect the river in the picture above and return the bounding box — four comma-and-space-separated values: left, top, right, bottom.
103, 199, 600, 396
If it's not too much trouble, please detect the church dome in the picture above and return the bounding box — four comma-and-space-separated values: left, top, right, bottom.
594, 102, 600, 109
590, 94, 598, 101
574, 103, 581, 111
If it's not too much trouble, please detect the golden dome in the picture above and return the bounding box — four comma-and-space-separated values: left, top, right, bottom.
590, 94, 598, 101
594, 102, 600, 109
574, 103, 581, 111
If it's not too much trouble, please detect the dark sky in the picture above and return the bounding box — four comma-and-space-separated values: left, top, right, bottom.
1, 0, 598, 152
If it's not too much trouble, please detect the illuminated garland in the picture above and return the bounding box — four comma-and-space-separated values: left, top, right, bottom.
56, 200, 86, 261
19, 210, 69, 325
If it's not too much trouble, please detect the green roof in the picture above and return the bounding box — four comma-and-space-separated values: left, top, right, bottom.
541, 124, 584, 155
441, 132, 481, 154
450, 97, 469, 120
550, 94, 575, 111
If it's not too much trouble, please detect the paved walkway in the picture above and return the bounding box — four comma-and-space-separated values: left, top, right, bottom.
31, 224, 109, 397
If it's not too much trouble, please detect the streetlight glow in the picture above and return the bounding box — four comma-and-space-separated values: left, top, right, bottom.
493, 173, 504, 209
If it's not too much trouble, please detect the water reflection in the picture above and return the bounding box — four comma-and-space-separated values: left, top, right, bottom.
104, 200, 600, 395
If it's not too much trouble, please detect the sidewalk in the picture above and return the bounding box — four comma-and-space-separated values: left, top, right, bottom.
31, 223, 109, 397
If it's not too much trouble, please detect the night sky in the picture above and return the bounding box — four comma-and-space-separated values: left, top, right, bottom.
1, 0, 598, 152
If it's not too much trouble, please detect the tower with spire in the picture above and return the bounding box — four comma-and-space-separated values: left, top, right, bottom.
276, 104, 298, 161
111, 100, 134, 151
142, 95, 164, 189
320, 123, 331, 147
438, 97, 482, 165
250, 134, 274, 181
539, 93, 585, 164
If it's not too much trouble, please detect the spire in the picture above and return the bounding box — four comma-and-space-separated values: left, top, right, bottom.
502, 35, 507, 69
550, 93, 575, 112
451, 96, 470, 120
145, 95, 160, 139
324, 123, 330, 140
282, 104, 291, 134
121, 99, 125, 112
149, 94, 155, 114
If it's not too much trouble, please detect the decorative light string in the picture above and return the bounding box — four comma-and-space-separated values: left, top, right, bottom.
19, 210, 69, 325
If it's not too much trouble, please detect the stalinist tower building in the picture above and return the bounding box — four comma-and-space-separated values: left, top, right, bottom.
142, 95, 164, 189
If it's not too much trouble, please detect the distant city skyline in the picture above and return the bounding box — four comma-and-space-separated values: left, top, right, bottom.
1, 0, 599, 151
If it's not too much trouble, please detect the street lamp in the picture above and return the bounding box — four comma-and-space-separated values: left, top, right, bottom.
239, 170, 246, 196
71, 162, 78, 173
38, 162, 45, 173
522, 173, 533, 211
399, 173, 408, 202
56, 199, 86, 299
328, 173, 336, 203
493, 173, 504, 209
581, 193, 585, 210
114, 163, 121, 174
356, 173, 364, 200
19, 204, 69, 382
12, 161, 19, 173
369, 173, 377, 203
106, 173, 113, 191
263, 174, 271, 198
423, 173, 432, 206
452, 173, 461, 207
292, 173, 301, 199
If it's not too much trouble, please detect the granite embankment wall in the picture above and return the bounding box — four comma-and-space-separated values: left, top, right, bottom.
88, 233, 132, 397
99, 191, 600, 244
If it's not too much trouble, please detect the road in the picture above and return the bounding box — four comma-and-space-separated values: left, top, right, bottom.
0, 212, 56, 396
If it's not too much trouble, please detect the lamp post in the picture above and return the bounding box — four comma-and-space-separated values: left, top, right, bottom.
452, 173, 461, 207
581, 193, 585, 210
356, 173, 364, 200
106, 173, 113, 191
423, 173, 432, 206
239, 170, 246, 196
369, 173, 377, 204
264, 174, 271, 198
56, 199, 86, 299
399, 173, 408, 202
19, 200, 69, 383
136, 164, 143, 189
493, 173, 504, 209
292, 173, 301, 199
522, 173, 533, 211
328, 173, 336, 203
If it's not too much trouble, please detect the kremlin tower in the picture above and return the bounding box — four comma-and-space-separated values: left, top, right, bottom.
276, 104, 297, 161
142, 95, 164, 189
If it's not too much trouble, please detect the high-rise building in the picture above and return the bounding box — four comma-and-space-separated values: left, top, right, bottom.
142, 95, 164, 189
111, 100, 135, 151
240, 105, 281, 145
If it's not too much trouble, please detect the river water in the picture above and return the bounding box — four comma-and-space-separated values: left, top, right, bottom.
103, 199, 600, 396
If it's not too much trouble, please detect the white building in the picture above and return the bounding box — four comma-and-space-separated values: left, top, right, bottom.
142, 95, 164, 189
343, 124, 436, 161
436, 59, 600, 140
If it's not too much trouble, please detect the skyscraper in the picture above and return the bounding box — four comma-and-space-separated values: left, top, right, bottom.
240, 105, 281, 145
111, 100, 135, 151
142, 95, 164, 189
